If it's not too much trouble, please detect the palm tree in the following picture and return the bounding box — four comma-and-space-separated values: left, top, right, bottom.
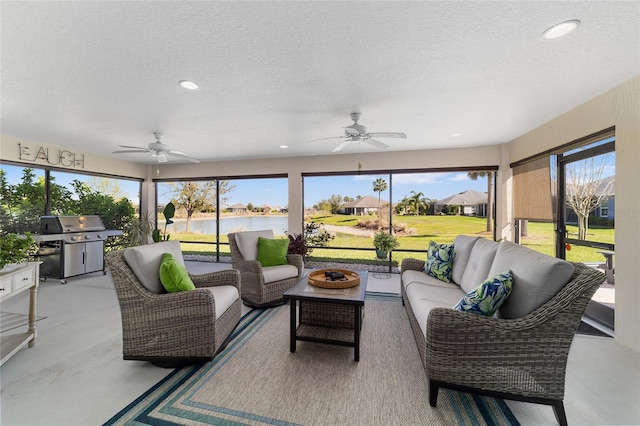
408, 191, 429, 215
467, 171, 494, 232
372, 178, 387, 210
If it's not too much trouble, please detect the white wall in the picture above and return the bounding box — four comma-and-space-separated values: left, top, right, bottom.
506, 75, 640, 352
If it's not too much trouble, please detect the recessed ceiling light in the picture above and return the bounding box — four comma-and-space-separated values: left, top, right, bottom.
280, 145, 289, 149
541, 20, 580, 40
179, 80, 199, 90
450, 133, 462, 137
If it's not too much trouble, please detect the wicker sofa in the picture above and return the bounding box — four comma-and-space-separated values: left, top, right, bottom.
400, 235, 604, 426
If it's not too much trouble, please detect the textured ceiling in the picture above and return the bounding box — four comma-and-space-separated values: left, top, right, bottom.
2, 1, 639, 164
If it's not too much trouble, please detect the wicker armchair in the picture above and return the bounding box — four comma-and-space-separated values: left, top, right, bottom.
402, 260, 604, 426
105, 242, 241, 367
228, 231, 304, 308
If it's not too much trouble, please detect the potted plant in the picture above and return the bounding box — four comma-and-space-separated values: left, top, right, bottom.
0, 233, 37, 271
373, 231, 399, 259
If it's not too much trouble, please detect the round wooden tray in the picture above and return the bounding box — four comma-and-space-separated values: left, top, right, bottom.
308, 269, 360, 289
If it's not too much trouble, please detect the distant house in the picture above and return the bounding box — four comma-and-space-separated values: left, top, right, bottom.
434, 189, 488, 216
566, 175, 615, 222
229, 203, 248, 214
340, 196, 381, 215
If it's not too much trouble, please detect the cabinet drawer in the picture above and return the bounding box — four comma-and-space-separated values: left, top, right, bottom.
13, 268, 35, 291
0, 277, 12, 297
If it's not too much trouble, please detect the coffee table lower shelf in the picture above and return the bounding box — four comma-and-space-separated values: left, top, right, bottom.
296, 324, 356, 344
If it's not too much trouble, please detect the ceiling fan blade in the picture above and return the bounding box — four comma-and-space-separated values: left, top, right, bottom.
366, 132, 407, 139
307, 136, 346, 143
332, 141, 351, 152
117, 144, 148, 150
365, 139, 389, 149
112, 149, 149, 154
167, 150, 201, 163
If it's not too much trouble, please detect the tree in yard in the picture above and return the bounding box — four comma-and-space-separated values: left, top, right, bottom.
372, 178, 387, 211
408, 191, 430, 215
565, 155, 613, 240
467, 171, 494, 232
246, 202, 254, 212
168, 180, 235, 232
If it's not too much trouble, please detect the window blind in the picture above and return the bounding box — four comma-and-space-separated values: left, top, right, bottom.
512, 156, 554, 221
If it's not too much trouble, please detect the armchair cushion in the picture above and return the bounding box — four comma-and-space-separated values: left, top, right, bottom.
257, 237, 289, 266
159, 253, 196, 293
202, 285, 240, 319
424, 241, 454, 282
453, 270, 513, 316
123, 241, 185, 293
262, 264, 299, 284
235, 230, 274, 260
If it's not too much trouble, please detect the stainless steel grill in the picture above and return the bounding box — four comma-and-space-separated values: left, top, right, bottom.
34, 215, 123, 283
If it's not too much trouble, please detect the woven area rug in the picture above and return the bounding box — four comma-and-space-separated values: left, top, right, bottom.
105, 293, 520, 425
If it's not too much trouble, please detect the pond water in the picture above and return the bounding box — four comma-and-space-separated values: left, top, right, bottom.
162, 216, 290, 236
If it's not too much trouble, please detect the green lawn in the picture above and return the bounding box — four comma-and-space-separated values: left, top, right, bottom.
171, 215, 614, 265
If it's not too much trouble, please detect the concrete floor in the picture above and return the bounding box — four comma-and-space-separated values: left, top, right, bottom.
0, 261, 638, 425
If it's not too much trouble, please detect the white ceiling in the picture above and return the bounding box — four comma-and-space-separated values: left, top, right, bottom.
2, 1, 639, 164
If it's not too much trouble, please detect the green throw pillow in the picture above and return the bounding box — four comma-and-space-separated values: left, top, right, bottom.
159, 253, 196, 293
257, 237, 289, 267
424, 241, 454, 282
453, 270, 513, 316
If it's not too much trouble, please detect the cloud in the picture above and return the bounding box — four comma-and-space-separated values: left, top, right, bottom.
448, 173, 471, 182
391, 173, 450, 185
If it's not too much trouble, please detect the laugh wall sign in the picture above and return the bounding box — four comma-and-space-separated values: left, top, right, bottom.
17, 141, 85, 169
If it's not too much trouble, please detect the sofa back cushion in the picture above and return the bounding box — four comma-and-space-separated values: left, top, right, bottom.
489, 241, 575, 319
234, 230, 274, 260
451, 235, 480, 285
459, 238, 500, 293
123, 241, 185, 294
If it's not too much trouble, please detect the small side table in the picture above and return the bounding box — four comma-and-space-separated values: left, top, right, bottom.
0, 262, 40, 366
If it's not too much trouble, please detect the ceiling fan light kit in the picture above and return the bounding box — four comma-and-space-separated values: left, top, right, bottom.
308, 112, 407, 152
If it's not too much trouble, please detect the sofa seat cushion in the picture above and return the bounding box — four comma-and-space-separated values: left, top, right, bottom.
459, 238, 500, 293
235, 230, 274, 261
402, 270, 459, 293
451, 235, 480, 285
406, 283, 464, 336
489, 241, 575, 319
262, 264, 299, 284
201, 285, 240, 319
123, 241, 185, 294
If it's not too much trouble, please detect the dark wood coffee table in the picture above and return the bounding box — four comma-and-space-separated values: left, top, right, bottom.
283, 271, 367, 361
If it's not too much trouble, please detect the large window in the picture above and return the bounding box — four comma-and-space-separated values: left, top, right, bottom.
302, 169, 496, 269
156, 176, 288, 258
0, 162, 141, 249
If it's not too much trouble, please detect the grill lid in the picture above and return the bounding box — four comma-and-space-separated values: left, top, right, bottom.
40, 215, 106, 234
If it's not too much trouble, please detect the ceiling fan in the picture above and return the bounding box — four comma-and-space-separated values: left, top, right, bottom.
112, 133, 201, 163
308, 112, 407, 152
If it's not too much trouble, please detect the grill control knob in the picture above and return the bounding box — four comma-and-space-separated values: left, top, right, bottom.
85, 235, 91, 240
70, 236, 76, 241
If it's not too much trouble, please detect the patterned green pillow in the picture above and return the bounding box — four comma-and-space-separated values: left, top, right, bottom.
424, 241, 454, 282
453, 270, 513, 316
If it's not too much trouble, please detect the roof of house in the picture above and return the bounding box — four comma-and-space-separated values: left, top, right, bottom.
229, 203, 246, 209
342, 196, 381, 209
435, 189, 488, 206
